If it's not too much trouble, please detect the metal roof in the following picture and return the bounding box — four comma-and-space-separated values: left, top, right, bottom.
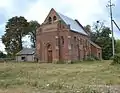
58, 13, 88, 35
16, 48, 35, 55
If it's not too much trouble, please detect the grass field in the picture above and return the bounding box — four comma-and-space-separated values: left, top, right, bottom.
0, 60, 120, 93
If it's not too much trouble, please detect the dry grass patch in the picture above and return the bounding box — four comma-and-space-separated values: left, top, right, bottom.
0, 61, 120, 92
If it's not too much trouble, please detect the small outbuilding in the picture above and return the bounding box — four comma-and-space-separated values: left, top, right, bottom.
16, 48, 35, 62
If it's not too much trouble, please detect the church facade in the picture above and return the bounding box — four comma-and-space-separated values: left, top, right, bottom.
36, 8, 102, 63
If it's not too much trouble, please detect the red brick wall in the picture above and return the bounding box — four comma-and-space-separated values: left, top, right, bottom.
36, 20, 70, 62
91, 44, 102, 59
36, 21, 92, 62
68, 31, 91, 61
36, 9, 101, 62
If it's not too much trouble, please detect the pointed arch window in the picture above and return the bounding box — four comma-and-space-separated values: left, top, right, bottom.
53, 16, 57, 21
61, 36, 64, 46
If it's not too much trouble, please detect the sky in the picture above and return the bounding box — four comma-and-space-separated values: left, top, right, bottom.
0, 0, 120, 52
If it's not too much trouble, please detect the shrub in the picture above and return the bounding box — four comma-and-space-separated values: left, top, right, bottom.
85, 54, 100, 61
86, 56, 95, 61
71, 60, 82, 64
110, 56, 114, 60
112, 53, 120, 64
56, 61, 65, 64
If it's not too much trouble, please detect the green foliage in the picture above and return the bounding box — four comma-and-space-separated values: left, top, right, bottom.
2, 16, 29, 56
56, 61, 65, 64
94, 27, 112, 60
84, 25, 92, 35
28, 21, 40, 48
70, 60, 82, 64
85, 54, 100, 61
112, 54, 120, 64
86, 56, 96, 61
0, 51, 6, 58
85, 21, 113, 60
115, 40, 120, 54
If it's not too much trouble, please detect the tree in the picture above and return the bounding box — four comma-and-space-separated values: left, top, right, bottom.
92, 22, 112, 60
0, 51, 6, 58
28, 21, 40, 48
2, 16, 29, 56
91, 21, 105, 41
84, 21, 113, 60
97, 27, 112, 59
84, 25, 91, 36
115, 40, 120, 53
84, 25, 91, 32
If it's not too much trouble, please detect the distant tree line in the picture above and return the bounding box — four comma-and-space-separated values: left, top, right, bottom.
1, 16, 120, 59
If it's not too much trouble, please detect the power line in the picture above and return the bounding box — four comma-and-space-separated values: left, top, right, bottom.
107, 0, 115, 56
112, 20, 120, 31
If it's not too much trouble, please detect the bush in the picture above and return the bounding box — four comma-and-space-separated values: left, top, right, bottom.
110, 56, 114, 60
71, 60, 82, 64
86, 56, 95, 61
112, 53, 120, 64
56, 61, 65, 64
85, 54, 100, 61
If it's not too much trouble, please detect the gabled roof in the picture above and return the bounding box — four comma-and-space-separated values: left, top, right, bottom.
57, 13, 88, 35
89, 40, 101, 49
43, 8, 88, 36
16, 48, 35, 55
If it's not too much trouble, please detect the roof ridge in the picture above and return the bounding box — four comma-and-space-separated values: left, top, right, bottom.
58, 12, 75, 21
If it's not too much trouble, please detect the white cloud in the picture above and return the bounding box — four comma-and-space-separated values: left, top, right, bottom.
0, 0, 12, 8
24, 1, 49, 24
24, 0, 113, 26
0, 40, 5, 52
61, 0, 109, 25
1, 0, 119, 30
22, 35, 32, 48
0, 0, 120, 52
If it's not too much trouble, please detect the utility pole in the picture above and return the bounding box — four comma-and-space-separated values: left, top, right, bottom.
107, 0, 115, 57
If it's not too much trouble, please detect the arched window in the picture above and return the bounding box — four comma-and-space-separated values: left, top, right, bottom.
48, 17, 52, 24
53, 16, 57, 21
80, 38, 83, 45
74, 36, 76, 43
47, 43, 52, 50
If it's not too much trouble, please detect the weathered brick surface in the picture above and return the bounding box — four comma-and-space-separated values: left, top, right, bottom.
36, 9, 102, 63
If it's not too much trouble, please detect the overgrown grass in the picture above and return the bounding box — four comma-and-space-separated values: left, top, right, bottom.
0, 60, 120, 93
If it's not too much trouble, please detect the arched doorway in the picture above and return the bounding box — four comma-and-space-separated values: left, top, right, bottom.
47, 44, 52, 63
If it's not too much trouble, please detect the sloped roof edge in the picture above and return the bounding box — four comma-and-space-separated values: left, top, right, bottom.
57, 12, 88, 36
16, 48, 35, 55
89, 40, 101, 49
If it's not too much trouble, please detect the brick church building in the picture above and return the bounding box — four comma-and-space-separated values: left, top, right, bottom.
36, 8, 102, 63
